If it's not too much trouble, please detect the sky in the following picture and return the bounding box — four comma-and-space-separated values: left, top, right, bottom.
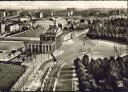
0, 1, 127, 9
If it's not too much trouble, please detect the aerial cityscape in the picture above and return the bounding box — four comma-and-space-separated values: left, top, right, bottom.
0, 1, 128, 92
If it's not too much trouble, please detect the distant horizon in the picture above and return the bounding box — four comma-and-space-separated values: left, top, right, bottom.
0, 1, 127, 10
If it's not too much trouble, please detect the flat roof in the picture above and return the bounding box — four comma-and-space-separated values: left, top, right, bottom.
26, 40, 55, 45
41, 40, 55, 45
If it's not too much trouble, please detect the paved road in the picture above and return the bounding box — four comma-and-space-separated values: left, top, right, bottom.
57, 30, 127, 65
45, 30, 127, 91
11, 50, 63, 91
55, 64, 78, 91
42, 63, 62, 91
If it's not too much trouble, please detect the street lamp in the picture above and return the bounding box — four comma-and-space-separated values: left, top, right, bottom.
83, 35, 86, 52
89, 48, 92, 59
33, 61, 34, 74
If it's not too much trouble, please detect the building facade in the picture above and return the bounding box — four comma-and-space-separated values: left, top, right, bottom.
25, 22, 63, 53
5, 23, 20, 33
0, 21, 6, 34
25, 41, 55, 53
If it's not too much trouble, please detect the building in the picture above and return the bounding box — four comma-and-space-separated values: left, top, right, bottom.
67, 8, 76, 16
0, 10, 7, 18
41, 10, 53, 18
25, 40, 55, 53
0, 21, 6, 34
34, 11, 44, 19
52, 10, 68, 16
25, 21, 63, 53
0, 9, 18, 18
39, 11, 43, 18
6, 10, 18, 17
5, 23, 20, 33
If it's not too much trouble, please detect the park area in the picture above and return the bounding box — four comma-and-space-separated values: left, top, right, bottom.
0, 64, 25, 91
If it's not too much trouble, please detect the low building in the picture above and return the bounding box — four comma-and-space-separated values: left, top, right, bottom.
0, 9, 18, 18
5, 23, 20, 33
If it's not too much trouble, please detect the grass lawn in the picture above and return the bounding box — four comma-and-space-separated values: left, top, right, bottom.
0, 64, 25, 91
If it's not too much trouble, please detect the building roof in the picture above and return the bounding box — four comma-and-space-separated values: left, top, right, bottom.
26, 40, 55, 45
0, 41, 25, 51
41, 40, 55, 45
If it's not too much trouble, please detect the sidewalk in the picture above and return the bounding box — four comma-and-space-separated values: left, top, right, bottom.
0, 51, 22, 62
11, 50, 64, 91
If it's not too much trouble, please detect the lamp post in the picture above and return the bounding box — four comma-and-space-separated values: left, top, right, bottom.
90, 48, 92, 59
83, 36, 86, 52
22, 65, 25, 91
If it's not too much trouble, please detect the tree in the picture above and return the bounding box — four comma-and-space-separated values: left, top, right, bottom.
82, 55, 89, 67
76, 67, 85, 78
80, 19, 85, 23
22, 57, 25, 62
11, 50, 16, 56
74, 58, 80, 66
